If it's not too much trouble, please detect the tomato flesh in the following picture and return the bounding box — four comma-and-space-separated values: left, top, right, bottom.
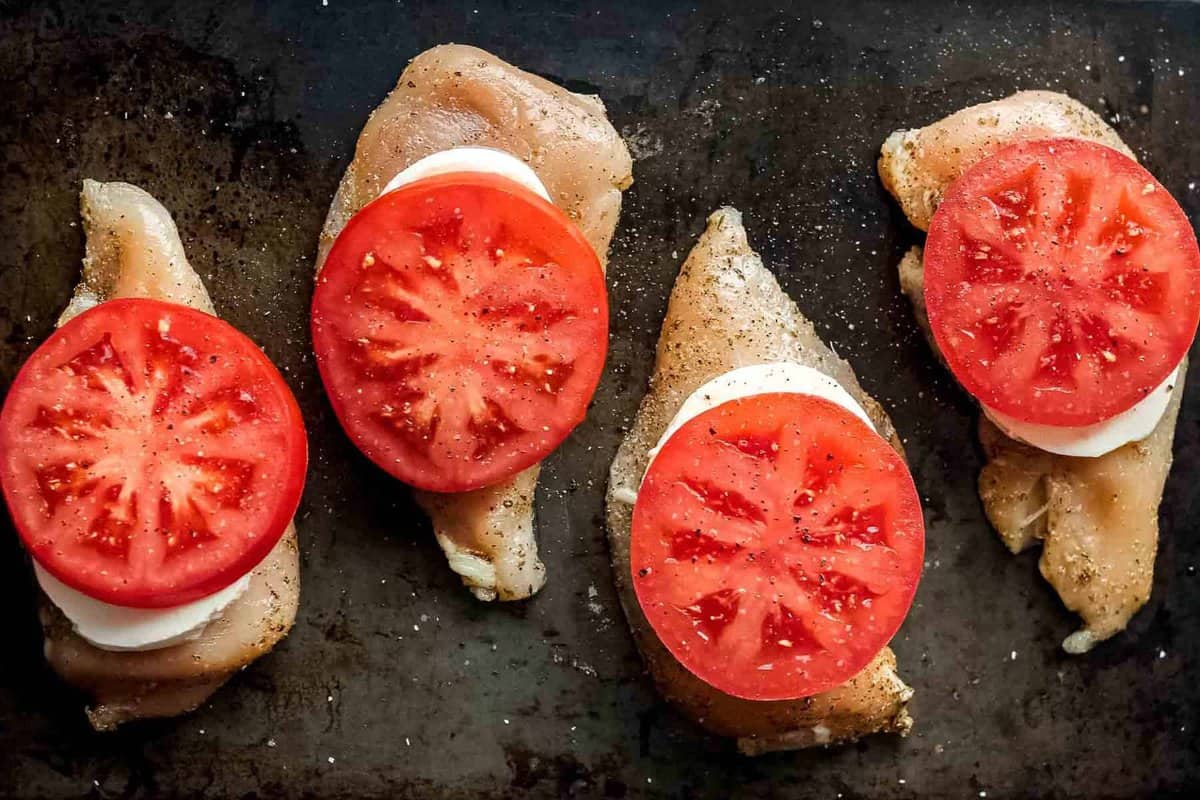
311, 172, 607, 493
0, 298, 307, 608
631, 393, 924, 701
925, 138, 1200, 426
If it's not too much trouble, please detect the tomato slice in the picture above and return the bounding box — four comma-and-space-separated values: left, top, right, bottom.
631, 393, 924, 701
311, 172, 607, 493
0, 298, 307, 608
925, 138, 1200, 426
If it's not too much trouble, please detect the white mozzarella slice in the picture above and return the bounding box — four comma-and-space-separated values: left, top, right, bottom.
381, 147, 551, 200
982, 363, 1182, 458
35, 564, 253, 652
645, 362, 876, 476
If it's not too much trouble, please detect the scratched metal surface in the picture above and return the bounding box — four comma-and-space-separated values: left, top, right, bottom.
1, 0, 1199, 797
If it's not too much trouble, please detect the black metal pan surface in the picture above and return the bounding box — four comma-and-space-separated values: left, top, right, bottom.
1, 1, 1198, 797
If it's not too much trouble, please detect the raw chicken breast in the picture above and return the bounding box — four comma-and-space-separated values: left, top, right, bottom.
42, 180, 300, 729
607, 208, 914, 754
316, 45, 632, 601
879, 90, 1132, 231
897, 245, 1183, 653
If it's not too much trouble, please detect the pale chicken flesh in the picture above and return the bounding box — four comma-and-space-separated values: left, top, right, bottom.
316, 44, 632, 601
41, 180, 300, 729
606, 208, 914, 754
881, 92, 1183, 652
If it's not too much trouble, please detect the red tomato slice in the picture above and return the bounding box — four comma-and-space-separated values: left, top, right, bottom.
631, 393, 924, 701
0, 298, 307, 608
311, 172, 607, 493
925, 138, 1200, 426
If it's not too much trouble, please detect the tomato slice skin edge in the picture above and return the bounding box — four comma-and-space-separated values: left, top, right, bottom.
630, 393, 925, 702
311, 172, 608, 493
924, 138, 1200, 427
0, 298, 308, 608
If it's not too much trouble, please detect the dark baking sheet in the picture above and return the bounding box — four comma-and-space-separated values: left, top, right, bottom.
2, 0, 1199, 797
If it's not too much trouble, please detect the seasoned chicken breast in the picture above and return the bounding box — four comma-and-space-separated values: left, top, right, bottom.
898, 246, 1182, 653
41, 180, 300, 729
882, 93, 1183, 652
606, 208, 914, 754
879, 90, 1132, 232
316, 44, 632, 601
